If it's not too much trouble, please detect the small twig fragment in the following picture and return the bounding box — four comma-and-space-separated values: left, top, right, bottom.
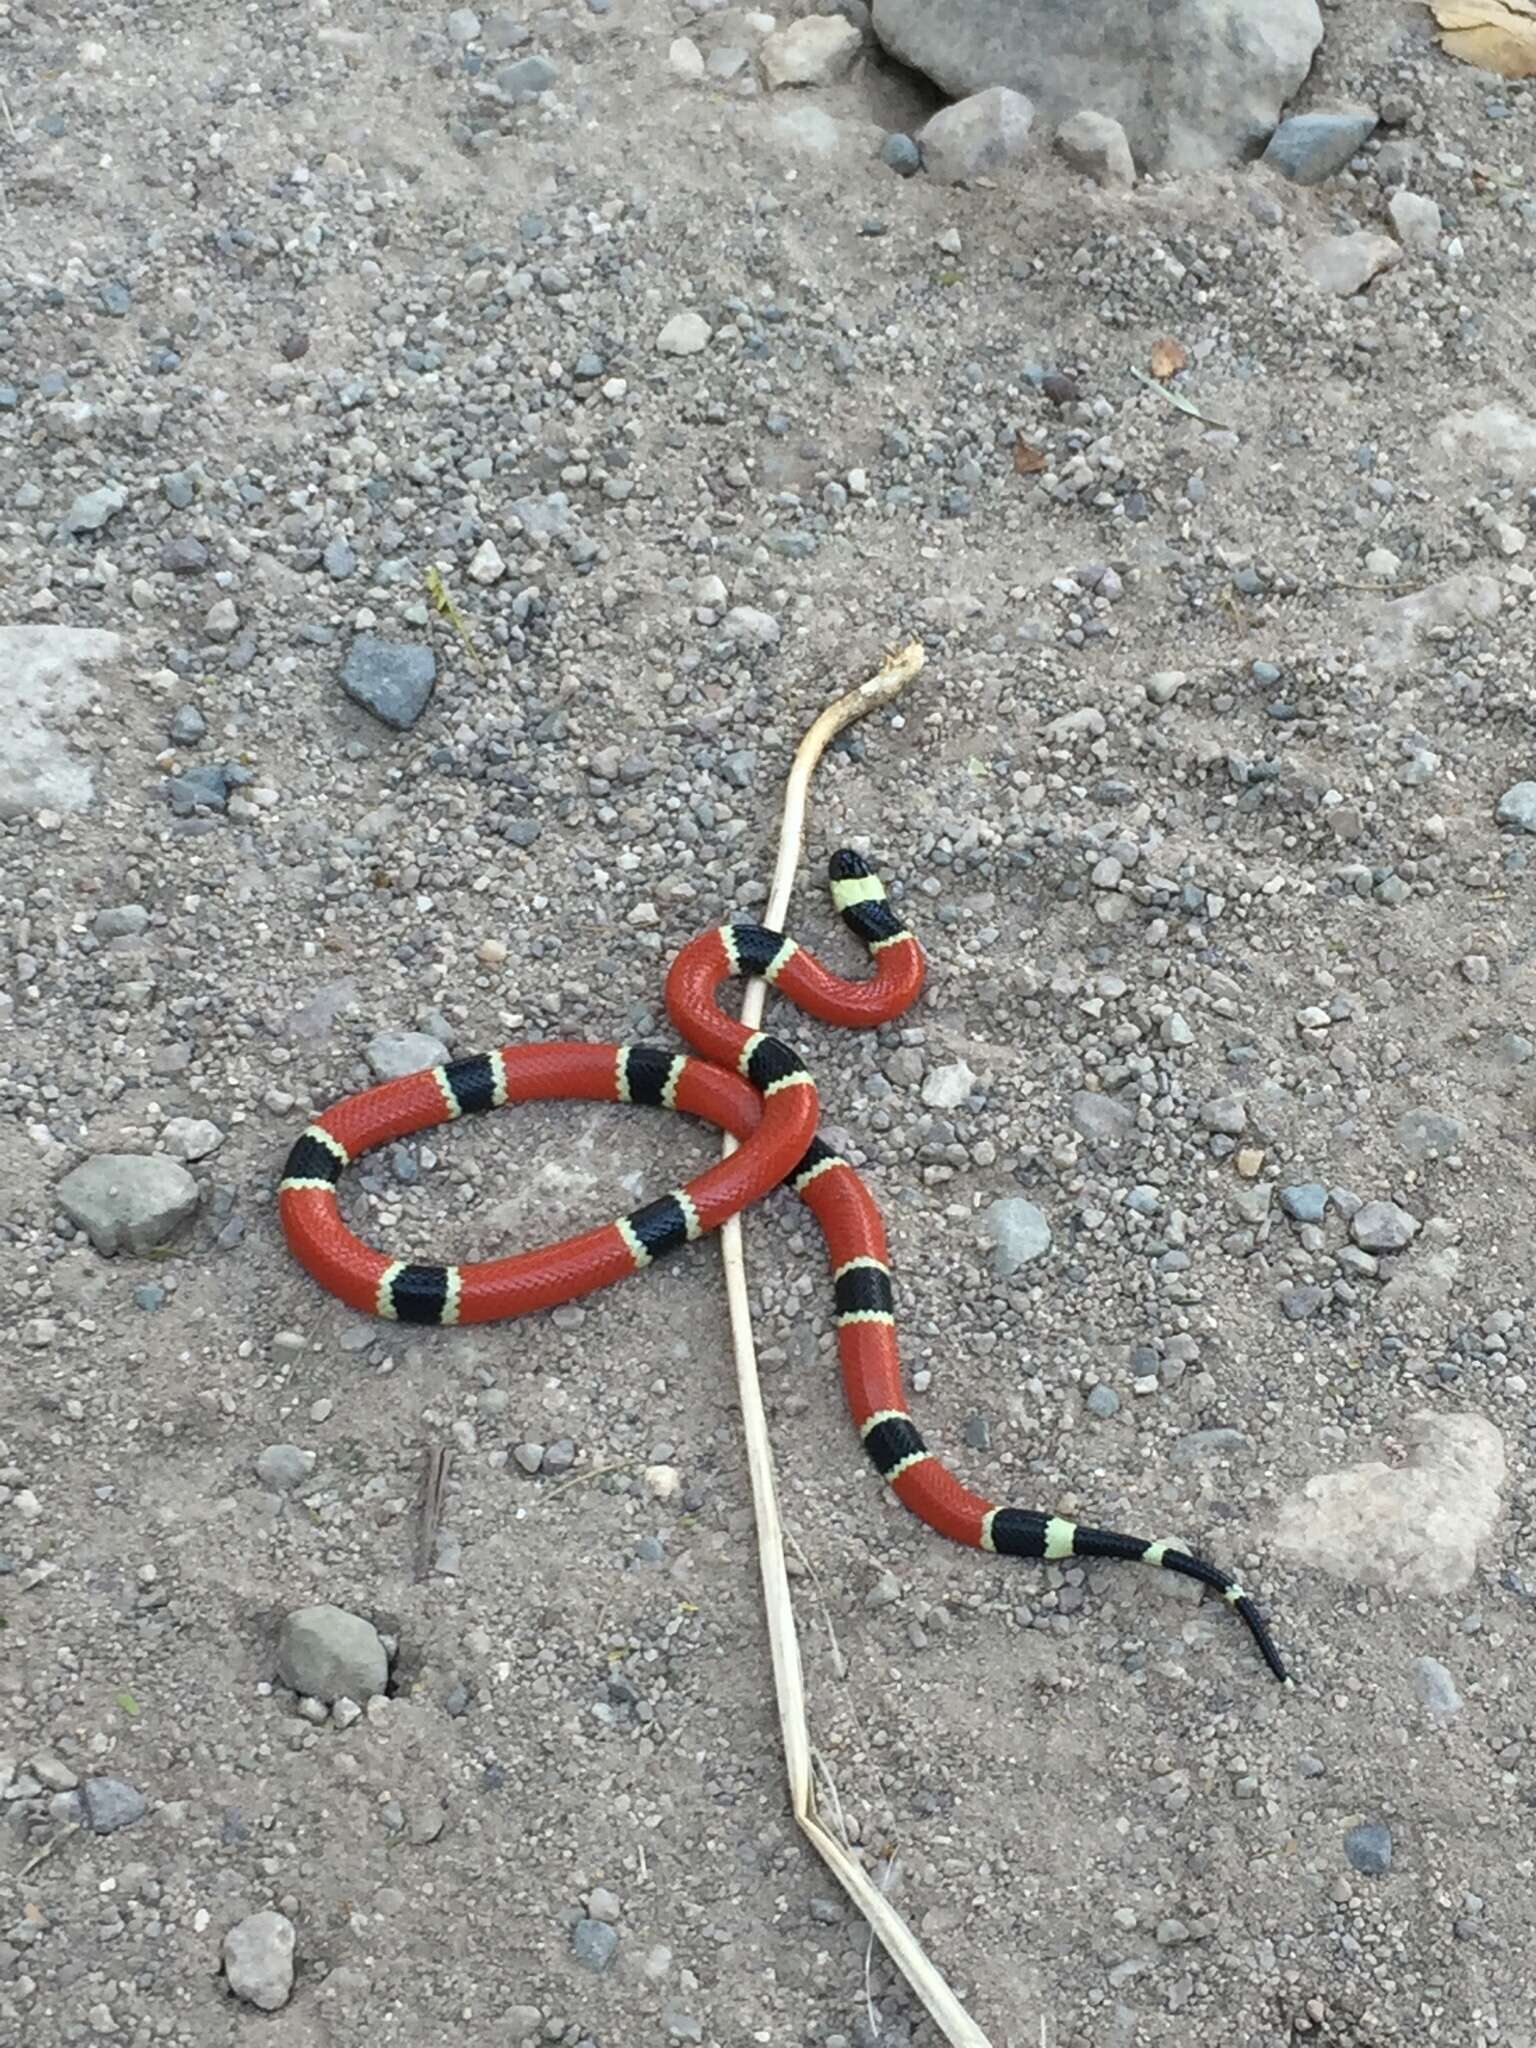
416, 1446, 451, 1580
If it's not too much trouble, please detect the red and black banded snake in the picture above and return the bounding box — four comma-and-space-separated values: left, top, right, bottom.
279, 850, 1288, 1683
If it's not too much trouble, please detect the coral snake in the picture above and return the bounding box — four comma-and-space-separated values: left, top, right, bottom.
279, 851, 1288, 1683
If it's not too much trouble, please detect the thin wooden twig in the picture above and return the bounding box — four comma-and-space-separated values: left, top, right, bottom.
716, 641, 1003, 2048
415, 1445, 451, 1580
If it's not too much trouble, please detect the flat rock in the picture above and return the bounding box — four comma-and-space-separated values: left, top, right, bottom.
1433, 403, 1536, 479
1364, 572, 1502, 670
1410, 1655, 1462, 1717
1388, 188, 1441, 254
0, 625, 124, 820
872, 0, 1322, 173
60, 484, 126, 535
918, 85, 1035, 184
57, 1154, 200, 1257
1495, 780, 1536, 832
277, 1604, 389, 1703
78, 1776, 147, 1833
1396, 1107, 1466, 1162
1261, 104, 1376, 184
1070, 1090, 1136, 1144
367, 1029, 451, 1078
921, 1059, 975, 1109
341, 637, 436, 730
1273, 1412, 1505, 1596
1054, 109, 1136, 189
762, 15, 861, 88
657, 311, 712, 356
223, 1911, 296, 2011
979, 1196, 1052, 1275
1301, 230, 1401, 296
1350, 1199, 1419, 1252
1344, 1823, 1392, 1875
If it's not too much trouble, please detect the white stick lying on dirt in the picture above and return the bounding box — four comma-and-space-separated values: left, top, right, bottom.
715, 641, 1002, 2048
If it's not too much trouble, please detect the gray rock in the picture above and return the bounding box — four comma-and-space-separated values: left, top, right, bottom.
657, 312, 712, 356
762, 15, 861, 88
921, 1060, 975, 1109
1495, 781, 1536, 832
1261, 104, 1376, 184
223, 1911, 296, 2011
1279, 1283, 1326, 1322
872, 0, 1322, 173
57, 1154, 200, 1257
917, 86, 1035, 184
571, 1918, 619, 1971
169, 704, 207, 744
277, 1604, 389, 1703
79, 1776, 147, 1833
979, 1197, 1051, 1275
721, 605, 781, 646
1086, 1384, 1121, 1419
511, 490, 573, 540
1409, 1656, 1461, 1717
1301, 230, 1401, 297
367, 1029, 451, 1078
447, 7, 482, 42
1396, 1108, 1466, 1163
1274, 1413, 1504, 1596
160, 535, 209, 573
0, 624, 123, 820
60, 484, 126, 535
256, 1445, 314, 1491
880, 131, 922, 176
164, 763, 237, 812
1054, 109, 1135, 190
1350, 1200, 1419, 1252
323, 538, 358, 579
1070, 1090, 1135, 1144
1279, 1182, 1327, 1224
93, 903, 150, 939
1344, 1823, 1392, 1875
1388, 189, 1441, 254
341, 637, 437, 730
499, 53, 556, 94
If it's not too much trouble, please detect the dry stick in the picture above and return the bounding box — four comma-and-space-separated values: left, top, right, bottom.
415, 1445, 452, 1581
716, 641, 1001, 2048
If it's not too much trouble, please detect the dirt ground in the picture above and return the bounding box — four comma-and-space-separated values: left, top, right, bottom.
2, 3, 1535, 2046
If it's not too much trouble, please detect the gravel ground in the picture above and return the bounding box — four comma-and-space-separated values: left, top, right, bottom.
3, 5, 1535, 2046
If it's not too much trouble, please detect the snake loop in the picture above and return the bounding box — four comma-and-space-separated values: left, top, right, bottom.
279, 851, 1287, 1683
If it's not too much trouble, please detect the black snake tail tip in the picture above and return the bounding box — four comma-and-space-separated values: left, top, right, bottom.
827, 848, 872, 881
1235, 1598, 1291, 1686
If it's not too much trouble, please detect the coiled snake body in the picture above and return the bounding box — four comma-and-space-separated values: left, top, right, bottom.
279, 852, 1287, 1683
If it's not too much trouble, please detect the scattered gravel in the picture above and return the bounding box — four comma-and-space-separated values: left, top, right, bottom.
5, 5, 1534, 2043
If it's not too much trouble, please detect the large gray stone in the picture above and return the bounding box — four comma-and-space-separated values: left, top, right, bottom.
341, 637, 437, 730
223, 1912, 296, 2012
1261, 104, 1376, 184
1273, 1413, 1505, 1596
872, 0, 1322, 173
918, 85, 1035, 184
277, 1604, 389, 1703
0, 625, 123, 820
57, 1154, 200, 1257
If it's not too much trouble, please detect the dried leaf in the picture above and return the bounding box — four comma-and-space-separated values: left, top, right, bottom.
1150, 336, 1189, 379
1430, 0, 1536, 76
1012, 436, 1047, 475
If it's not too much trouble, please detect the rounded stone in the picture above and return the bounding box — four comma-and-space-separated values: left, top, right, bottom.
223, 1911, 296, 2011
277, 1604, 389, 1703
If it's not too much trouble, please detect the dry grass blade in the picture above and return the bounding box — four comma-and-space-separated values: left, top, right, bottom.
716, 640, 1004, 2048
